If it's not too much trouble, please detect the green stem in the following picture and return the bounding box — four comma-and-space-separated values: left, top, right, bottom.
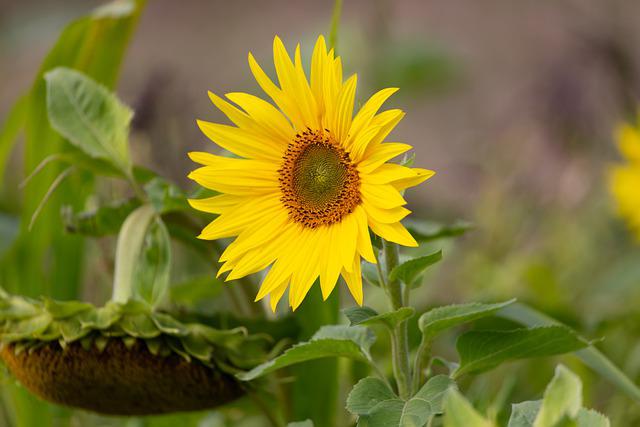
328, 0, 343, 51
382, 239, 413, 399
411, 337, 431, 392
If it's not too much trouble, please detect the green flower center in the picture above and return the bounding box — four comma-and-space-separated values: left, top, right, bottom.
279, 130, 361, 228
292, 144, 348, 208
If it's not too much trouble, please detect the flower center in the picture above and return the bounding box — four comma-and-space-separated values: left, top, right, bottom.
279, 129, 361, 228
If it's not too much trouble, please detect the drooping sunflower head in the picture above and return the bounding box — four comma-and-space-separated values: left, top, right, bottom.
609, 120, 640, 240
188, 35, 434, 311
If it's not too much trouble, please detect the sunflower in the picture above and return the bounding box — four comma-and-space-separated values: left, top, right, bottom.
609, 121, 640, 240
188, 35, 434, 311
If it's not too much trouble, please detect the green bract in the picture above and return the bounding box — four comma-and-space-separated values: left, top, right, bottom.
0, 289, 272, 372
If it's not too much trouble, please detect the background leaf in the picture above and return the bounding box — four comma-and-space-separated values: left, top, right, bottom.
443, 388, 493, 427
534, 365, 582, 427
454, 326, 589, 377
45, 67, 133, 176
499, 302, 640, 402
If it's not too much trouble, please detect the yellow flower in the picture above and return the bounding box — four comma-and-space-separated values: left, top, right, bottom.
609, 121, 640, 240
188, 35, 434, 311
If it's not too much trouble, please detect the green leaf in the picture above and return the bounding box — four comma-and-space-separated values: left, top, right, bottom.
388, 250, 442, 286
419, 299, 516, 340
534, 365, 582, 427
45, 67, 133, 176
42, 298, 92, 319
454, 326, 589, 377
0, 213, 19, 256
133, 216, 171, 307
62, 198, 138, 236
288, 421, 314, 427
344, 306, 380, 326
405, 220, 472, 243
349, 375, 455, 427
576, 409, 610, 427
443, 388, 492, 427
144, 177, 189, 213
0, 95, 27, 191
499, 302, 640, 402
346, 377, 397, 416
237, 325, 375, 381
508, 401, 542, 427
344, 306, 415, 329
112, 205, 171, 308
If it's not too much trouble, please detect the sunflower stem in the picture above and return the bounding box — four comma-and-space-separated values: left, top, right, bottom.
382, 239, 413, 399
328, 0, 343, 51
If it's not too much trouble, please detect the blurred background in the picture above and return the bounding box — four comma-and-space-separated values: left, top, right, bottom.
2, 0, 640, 425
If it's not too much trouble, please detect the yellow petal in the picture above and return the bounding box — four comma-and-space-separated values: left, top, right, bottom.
617, 123, 640, 163
348, 87, 399, 156
320, 224, 343, 299
188, 194, 240, 214
225, 92, 294, 143
342, 256, 363, 306
361, 182, 407, 209
329, 74, 357, 143
391, 168, 436, 191
354, 205, 376, 264
196, 120, 281, 161
368, 220, 418, 247
248, 51, 306, 130
363, 163, 420, 185
358, 142, 413, 173
269, 280, 289, 312
198, 196, 280, 240
363, 202, 411, 224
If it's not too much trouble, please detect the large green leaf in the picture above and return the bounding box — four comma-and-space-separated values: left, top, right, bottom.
348, 375, 455, 427
418, 299, 515, 340
388, 250, 442, 287
45, 68, 133, 176
288, 421, 314, 427
442, 388, 492, 427
0, 95, 28, 192
499, 302, 640, 402
237, 325, 375, 381
454, 326, 589, 377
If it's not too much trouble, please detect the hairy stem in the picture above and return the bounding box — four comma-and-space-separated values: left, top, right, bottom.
382, 239, 413, 399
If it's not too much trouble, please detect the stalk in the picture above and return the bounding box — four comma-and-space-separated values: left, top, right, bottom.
381, 239, 413, 399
